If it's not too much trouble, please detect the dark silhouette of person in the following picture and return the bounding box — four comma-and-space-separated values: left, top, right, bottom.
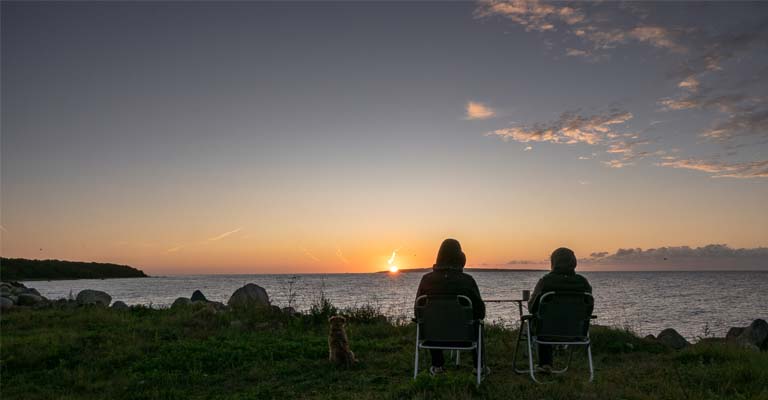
416, 238, 485, 375
528, 247, 592, 371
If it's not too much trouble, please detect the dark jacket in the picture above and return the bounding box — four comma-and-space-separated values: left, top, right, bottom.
416, 267, 485, 320
528, 248, 592, 314
415, 239, 485, 320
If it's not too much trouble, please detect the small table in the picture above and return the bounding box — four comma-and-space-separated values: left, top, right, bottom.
485, 299, 527, 320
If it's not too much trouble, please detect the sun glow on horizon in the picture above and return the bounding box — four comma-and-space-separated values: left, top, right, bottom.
387, 250, 399, 273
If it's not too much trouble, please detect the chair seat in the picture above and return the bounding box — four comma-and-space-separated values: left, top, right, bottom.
420, 340, 477, 349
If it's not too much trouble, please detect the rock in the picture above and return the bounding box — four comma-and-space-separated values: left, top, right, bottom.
23, 288, 41, 297
16, 293, 45, 306
644, 334, 656, 341
111, 301, 129, 310
282, 306, 299, 316
727, 319, 768, 351
76, 289, 112, 306
657, 328, 690, 350
0, 286, 11, 297
191, 290, 208, 302
227, 283, 270, 309
726, 327, 745, 340
1, 296, 14, 310
171, 297, 192, 308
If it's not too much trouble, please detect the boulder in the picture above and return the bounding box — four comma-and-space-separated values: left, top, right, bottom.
0, 285, 11, 297
23, 288, 42, 297
726, 327, 745, 340
191, 290, 208, 302
16, 293, 45, 306
282, 306, 299, 316
171, 297, 192, 308
227, 283, 270, 309
657, 328, 690, 350
111, 301, 129, 310
726, 319, 768, 351
644, 334, 656, 341
76, 289, 112, 306
1, 296, 14, 310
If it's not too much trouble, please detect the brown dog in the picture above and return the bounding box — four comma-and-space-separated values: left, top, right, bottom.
328, 315, 356, 367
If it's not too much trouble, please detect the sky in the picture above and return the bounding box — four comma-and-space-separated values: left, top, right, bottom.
2, 1, 767, 274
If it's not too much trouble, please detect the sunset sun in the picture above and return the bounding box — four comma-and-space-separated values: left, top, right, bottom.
389, 265, 399, 273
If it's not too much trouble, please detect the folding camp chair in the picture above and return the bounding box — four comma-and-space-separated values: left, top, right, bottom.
511, 291, 595, 383
413, 295, 485, 386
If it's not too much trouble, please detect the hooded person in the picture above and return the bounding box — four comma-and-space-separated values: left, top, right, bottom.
527, 247, 592, 370
415, 238, 486, 375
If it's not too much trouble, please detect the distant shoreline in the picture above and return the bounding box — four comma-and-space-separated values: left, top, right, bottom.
0, 257, 148, 281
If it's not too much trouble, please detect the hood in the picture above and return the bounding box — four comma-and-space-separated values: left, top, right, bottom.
433, 238, 466, 271
550, 247, 577, 275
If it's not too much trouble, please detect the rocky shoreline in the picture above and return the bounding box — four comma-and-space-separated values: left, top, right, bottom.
2, 280, 765, 352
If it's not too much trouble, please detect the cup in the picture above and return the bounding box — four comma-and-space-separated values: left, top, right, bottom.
522, 289, 530, 301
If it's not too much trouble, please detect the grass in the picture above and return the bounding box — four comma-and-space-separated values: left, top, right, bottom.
1, 304, 767, 400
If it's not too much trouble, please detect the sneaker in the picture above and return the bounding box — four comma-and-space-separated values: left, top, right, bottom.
429, 366, 445, 376
536, 364, 553, 375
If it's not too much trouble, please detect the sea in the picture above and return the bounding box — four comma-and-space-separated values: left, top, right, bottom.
24, 270, 767, 340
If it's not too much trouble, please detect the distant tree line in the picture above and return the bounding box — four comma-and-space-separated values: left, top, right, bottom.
0, 258, 148, 281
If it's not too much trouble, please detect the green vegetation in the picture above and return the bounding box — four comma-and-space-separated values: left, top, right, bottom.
1, 304, 766, 400
0, 258, 147, 281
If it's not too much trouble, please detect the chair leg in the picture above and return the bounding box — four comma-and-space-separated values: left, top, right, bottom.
456, 350, 460, 366
587, 342, 594, 383
551, 345, 575, 374
476, 324, 482, 386
413, 325, 420, 379
512, 322, 527, 374
526, 322, 541, 384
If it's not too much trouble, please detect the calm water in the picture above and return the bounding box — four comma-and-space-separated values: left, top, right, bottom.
25, 271, 767, 340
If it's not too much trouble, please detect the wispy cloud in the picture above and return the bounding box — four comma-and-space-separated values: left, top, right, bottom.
300, 247, 320, 262
657, 157, 768, 179
523, 145, 532, 151
208, 227, 242, 241
336, 247, 350, 265
465, 101, 496, 120
487, 109, 633, 145
166, 227, 243, 253
584, 244, 768, 270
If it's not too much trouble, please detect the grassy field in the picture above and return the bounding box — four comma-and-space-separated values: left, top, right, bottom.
1, 304, 766, 400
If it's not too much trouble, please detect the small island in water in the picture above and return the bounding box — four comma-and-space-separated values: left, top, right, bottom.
0, 257, 148, 281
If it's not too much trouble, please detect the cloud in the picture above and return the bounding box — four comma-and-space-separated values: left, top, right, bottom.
300, 247, 320, 262
165, 227, 243, 253
488, 109, 633, 145
584, 244, 768, 270
335, 247, 350, 265
628, 26, 686, 53
523, 145, 532, 151
506, 259, 544, 265
166, 244, 186, 253
208, 227, 242, 241
475, 1, 686, 58
656, 157, 768, 178
465, 101, 496, 120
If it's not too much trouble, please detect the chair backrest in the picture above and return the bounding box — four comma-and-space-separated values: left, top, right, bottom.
414, 295, 476, 342
534, 292, 594, 340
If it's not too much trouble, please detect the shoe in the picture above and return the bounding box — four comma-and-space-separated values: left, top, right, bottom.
429, 366, 445, 376
536, 364, 553, 375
